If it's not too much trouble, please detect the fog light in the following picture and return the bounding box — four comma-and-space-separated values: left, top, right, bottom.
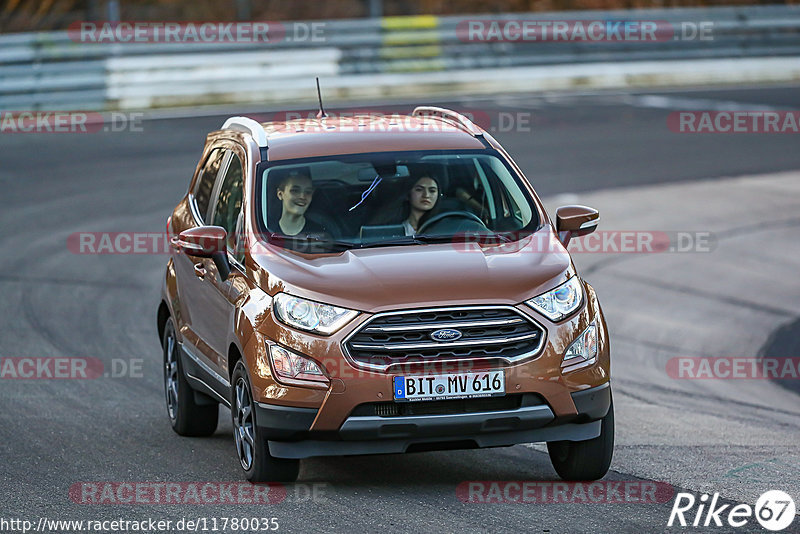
268, 344, 328, 383
564, 323, 597, 362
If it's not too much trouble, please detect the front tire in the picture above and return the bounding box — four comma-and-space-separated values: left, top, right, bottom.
547, 399, 614, 481
162, 318, 218, 436
231, 361, 300, 483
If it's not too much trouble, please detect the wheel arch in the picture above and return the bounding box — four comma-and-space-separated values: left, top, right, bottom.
157, 300, 171, 344
228, 343, 244, 381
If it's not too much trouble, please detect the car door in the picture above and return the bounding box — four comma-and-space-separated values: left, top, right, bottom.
209, 150, 251, 379
172, 146, 228, 367
197, 147, 246, 371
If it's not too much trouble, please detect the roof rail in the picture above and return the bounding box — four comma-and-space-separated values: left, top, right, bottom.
411, 106, 484, 138
221, 116, 268, 147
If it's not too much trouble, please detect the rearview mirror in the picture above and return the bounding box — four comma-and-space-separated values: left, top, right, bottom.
177, 226, 230, 280
555, 205, 599, 246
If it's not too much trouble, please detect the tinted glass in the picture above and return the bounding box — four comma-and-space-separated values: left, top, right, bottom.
258, 150, 539, 251
193, 148, 226, 222
212, 153, 244, 258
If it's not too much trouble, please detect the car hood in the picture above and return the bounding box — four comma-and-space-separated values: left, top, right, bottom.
251, 227, 574, 312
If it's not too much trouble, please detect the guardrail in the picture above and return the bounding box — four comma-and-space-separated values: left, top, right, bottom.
1, 5, 799, 110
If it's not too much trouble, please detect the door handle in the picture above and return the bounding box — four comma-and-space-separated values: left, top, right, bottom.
193, 263, 207, 279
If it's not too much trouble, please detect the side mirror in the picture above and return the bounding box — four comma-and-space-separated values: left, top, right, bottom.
176, 226, 230, 280
555, 205, 599, 246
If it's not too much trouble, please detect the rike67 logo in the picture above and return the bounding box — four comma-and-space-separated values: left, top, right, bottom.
668, 490, 795, 531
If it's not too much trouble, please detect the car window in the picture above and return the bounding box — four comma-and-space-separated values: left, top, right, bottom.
212, 153, 244, 264
258, 150, 540, 252
193, 148, 226, 223
478, 157, 532, 224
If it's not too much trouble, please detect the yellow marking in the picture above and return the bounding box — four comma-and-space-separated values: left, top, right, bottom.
381, 15, 439, 30
383, 29, 440, 46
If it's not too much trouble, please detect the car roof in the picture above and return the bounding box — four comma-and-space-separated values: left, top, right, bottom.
217, 111, 491, 161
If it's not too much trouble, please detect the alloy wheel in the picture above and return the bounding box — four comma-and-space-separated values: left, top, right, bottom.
164, 330, 179, 421
233, 377, 255, 470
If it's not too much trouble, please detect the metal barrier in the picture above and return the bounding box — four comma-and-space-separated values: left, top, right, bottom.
0, 5, 798, 110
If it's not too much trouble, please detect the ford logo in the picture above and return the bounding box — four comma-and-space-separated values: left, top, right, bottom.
430, 329, 463, 342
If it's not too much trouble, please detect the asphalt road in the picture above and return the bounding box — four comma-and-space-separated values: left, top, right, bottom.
1, 84, 799, 533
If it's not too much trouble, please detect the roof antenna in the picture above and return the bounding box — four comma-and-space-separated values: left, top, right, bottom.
315, 77, 328, 119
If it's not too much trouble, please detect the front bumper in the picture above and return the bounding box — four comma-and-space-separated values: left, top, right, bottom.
256, 382, 611, 459
247, 280, 611, 452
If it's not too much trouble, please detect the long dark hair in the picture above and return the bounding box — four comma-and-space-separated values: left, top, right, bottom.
371, 175, 442, 230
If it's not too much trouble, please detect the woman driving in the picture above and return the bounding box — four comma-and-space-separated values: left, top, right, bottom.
403, 175, 440, 235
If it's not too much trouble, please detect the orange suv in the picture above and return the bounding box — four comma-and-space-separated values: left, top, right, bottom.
157, 107, 613, 482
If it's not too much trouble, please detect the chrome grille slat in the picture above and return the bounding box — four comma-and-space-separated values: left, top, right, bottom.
343, 305, 545, 372
350, 331, 539, 351
363, 317, 524, 333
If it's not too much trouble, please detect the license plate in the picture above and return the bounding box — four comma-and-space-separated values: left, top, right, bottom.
393, 371, 505, 402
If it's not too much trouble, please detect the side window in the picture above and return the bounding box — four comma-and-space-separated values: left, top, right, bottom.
212, 153, 245, 264
193, 148, 226, 222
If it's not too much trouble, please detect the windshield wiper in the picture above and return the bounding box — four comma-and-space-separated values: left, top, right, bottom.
358, 234, 455, 248
465, 232, 515, 244
267, 234, 358, 251
416, 232, 518, 244
269, 232, 520, 251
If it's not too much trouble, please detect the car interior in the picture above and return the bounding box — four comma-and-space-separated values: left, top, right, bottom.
261, 153, 538, 243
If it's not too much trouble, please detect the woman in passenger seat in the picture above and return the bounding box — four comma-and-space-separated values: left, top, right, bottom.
274, 171, 327, 237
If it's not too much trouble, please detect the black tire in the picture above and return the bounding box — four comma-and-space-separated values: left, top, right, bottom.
231, 361, 300, 483
162, 318, 218, 437
547, 399, 614, 481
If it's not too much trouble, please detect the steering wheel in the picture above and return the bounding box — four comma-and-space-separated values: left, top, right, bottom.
418, 211, 487, 234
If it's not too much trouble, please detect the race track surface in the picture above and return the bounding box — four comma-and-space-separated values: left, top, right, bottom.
1, 84, 798, 533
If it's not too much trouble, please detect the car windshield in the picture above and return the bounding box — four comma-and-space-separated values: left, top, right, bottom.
257, 150, 540, 252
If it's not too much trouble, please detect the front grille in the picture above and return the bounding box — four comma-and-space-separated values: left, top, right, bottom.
350, 394, 545, 417
343, 306, 544, 371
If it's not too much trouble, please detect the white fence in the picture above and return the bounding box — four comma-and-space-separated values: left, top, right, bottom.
0, 5, 799, 110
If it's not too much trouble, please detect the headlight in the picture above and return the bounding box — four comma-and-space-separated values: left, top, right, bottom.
268, 344, 328, 383
564, 322, 597, 363
272, 293, 358, 335
526, 277, 583, 321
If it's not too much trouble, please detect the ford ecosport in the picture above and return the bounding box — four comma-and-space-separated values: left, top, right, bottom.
157, 107, 613, 482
